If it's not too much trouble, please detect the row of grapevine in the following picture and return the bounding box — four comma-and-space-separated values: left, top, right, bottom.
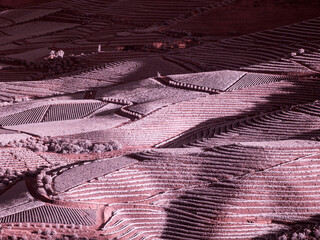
54, 142, 320, 239
0, 205, 96, 225
0, 102, 106, 126
42, 102, 106, 122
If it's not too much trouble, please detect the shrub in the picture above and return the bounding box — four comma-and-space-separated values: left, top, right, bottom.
37, 187, 47, 195
44, 183, 53, 195
43, 228, 51, 235
11, 235, 17, 240
5, 137, 122, 154
92, 144, 106, 153
109, 140, 122, 150
43, 175, 52, 184
23, 56, 86, 79
72, 233, 79, 239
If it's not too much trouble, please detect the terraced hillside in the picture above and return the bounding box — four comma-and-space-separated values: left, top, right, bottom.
170, 16, 320, 74
1, 0, 320, 239
160, 100, 320, 148
53, 141, 320, 239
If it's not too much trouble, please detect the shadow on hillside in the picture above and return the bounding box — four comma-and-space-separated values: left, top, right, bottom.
159, 148, 304, 240
160, 76, 320, 238
160, 180, 308, 240
158, 69, 320, 238
160, 75, 320, 148
160, 182, 239, 240
58, 56, 191, 100
160, 142, 320, 239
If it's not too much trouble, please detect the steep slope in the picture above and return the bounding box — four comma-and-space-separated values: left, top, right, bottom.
51, 141, 320, 239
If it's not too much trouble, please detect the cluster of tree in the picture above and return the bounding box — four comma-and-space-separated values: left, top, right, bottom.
61, 234, 94, 240
0, 101, 13, 107
0, 97, 29, 107
4, 137, 122, 154
23, 56, 86, 79
1, 227, 97, 240
37, 228, 57, 236
0, 168, 24, 188
37, 169, 53, 196
277, 227, 320, 240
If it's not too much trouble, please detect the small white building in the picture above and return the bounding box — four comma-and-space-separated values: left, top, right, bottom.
56, 50, 65, 58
